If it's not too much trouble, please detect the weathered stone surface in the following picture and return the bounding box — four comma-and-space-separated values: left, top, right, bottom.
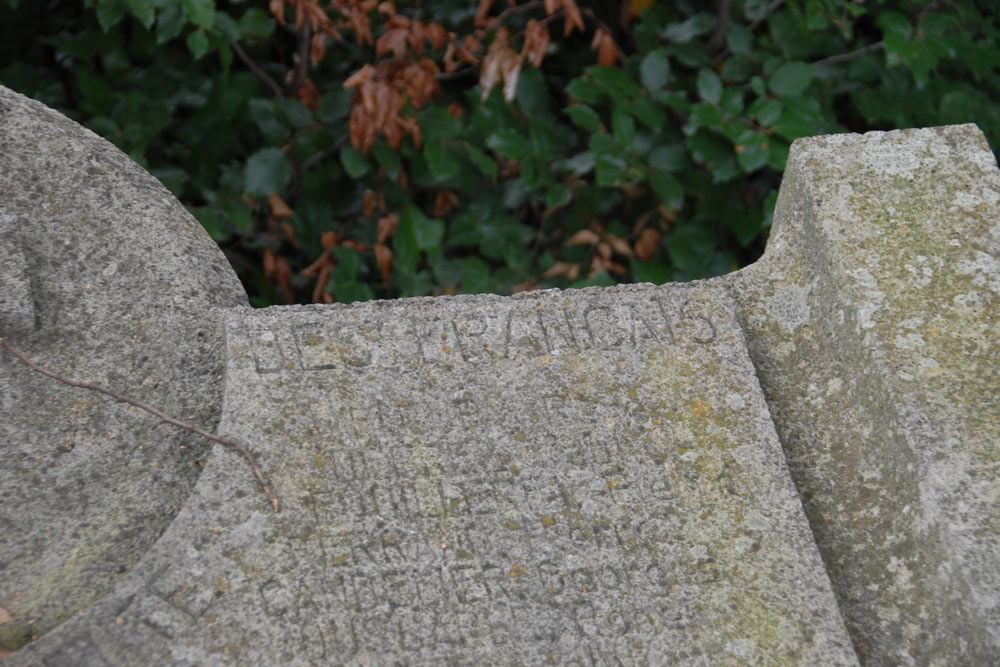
726, 124, 1000, 664
2, 84, 998, 665
0, 85, 248, 649
5, 285, 857, 665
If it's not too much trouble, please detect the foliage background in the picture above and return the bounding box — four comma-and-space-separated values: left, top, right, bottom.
2, 0, 998, 307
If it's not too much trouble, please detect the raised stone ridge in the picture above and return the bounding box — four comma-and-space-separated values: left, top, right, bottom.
1, 83, 998, 665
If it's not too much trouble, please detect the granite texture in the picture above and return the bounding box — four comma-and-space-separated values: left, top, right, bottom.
2, 84, 998, 665
0, 85, 248, 649
725, 124, 1000, 665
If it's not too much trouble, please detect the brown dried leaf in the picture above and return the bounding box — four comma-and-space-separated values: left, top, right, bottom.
362, 190, 378, 217
321, 231, 339, 249
542, 261, 573, 279
311, 262, 332, 303
596, 241, 612, 260
607, 234, 633, 257
269, 0, 285, 24
523, 19, 550, 68
474, 0, 494, 28
341, 238, 371, 252
563, 0, 585, 35
281, 220, 300, 249
274, 255, 295, 303
427, 22, 448, 50
374, 242, 393, 282
433, 190, 459, 218
565, 229, 601, 246
343, 64, 374, 89
269, 193, 294, 219
376, 212, 398, 244
297, 77, 320, 109
591, 27, 619, 66
310, 33, 327, 64
633, 228, 661, 261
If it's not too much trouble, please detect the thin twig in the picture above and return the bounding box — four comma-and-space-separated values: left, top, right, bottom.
749, 0, 785, 31
291, 21, 312, 94
231, 39, 284, 98
0, 337, 280, 513
812, 40, 885, 67
709, 0, 732, 53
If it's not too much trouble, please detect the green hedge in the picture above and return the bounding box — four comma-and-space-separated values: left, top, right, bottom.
2, 0, 998, 306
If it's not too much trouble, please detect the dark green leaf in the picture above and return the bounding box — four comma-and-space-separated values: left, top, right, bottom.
96, 0, 127, 32
640, 49, 670, 91
567, 105, 602, 132
566, 77, 605, 104
125, 0, 155, 28
181, 0, 215, 29
768, 62, 815, 96
487, 129, 532, 160
394, 209, 419, 276
727, 24, 753, 55
238, 8, 275, 36
622, 98, 666, 131
662, 13, 715, 43
244, 148, 290, 196
754, 98, 783, 126
595, 154, 630, 186
331, 281, 375, 304
648, 144, 686, 172
371, 140, 401, 178
402, 203, 444, 251
340, 145, 371, 179
247, 98, 289, 143
667, 224, 715, 272
689, 101, 724, 128
611, 108, 636, 149
632, 258, 670, 284
588, 66, 641, 99
516, 67, 552, 119
425, 140, 460, 181
735, 134, 769, 172
317, 89, 353, 123
275, 98, 311, 128
696, 69, 722, 104
648, 171, 682, 209
331, 246, 363, 281
419, 106, 463, 141
464, 144, 498, 180
186, 29, 210, 59
546, 183, 572, 208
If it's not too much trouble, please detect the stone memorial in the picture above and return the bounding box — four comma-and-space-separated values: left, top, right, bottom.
0, 84, 997, 665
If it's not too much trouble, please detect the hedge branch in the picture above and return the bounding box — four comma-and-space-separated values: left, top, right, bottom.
231, 39, 284, 98
0, 337, 280, 513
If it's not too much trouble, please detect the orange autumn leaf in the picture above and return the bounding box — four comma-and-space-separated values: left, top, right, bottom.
269, 193, 294, 219
633, 228, 661, 261
376, 212, 398, 244
565, 229, 601, 246
562, 0, 585, 36
523, 19, 550, 68
374, 242, 393, 282
591, 27, 619, 66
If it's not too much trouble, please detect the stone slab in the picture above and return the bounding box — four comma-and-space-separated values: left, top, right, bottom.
4, 285, 858, 665
725, 125, 1000, 664
0, 84, 248, 649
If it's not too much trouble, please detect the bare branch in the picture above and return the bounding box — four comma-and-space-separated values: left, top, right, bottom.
749, 0, 785, 32
709, 0, 732, 53
0, 337, 280, 513
231, 40, 284, 99
812, 40, 885, 67
291, 21, 312, 94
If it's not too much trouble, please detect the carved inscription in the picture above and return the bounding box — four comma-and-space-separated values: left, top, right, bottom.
176, 286, 846, 662
248, 294, 717, 374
